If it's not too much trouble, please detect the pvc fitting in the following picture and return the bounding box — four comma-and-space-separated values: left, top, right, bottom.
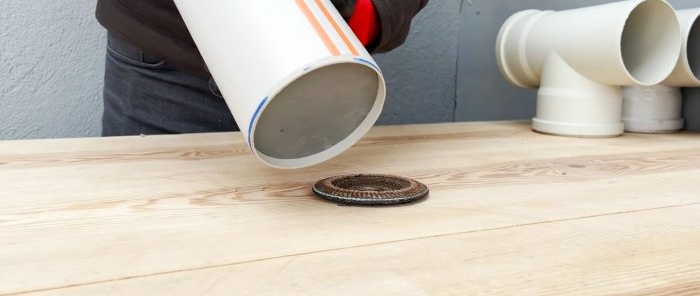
174, 0, 385, 169
623, 8, 700, 133
622, 86, 684, 133
662, 9, 700, 87
497, 0, 682, 137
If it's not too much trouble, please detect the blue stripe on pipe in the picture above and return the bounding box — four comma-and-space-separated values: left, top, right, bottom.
353, 58, 381, 73
248, 97, 269, 148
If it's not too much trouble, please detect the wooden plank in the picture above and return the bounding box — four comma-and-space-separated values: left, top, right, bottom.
17, 204, 700, 296
1, 122, 700, 294
2, 122, 699, 207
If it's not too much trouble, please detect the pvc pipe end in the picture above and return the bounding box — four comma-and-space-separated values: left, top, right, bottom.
619, 0, 682, 86
663, 8, 700, 87
686, 10, 700, 85
251, 60, 385, 169
622, 85, 684, 133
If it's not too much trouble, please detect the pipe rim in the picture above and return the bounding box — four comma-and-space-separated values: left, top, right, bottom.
495, 10, 545, 88
250, 57, 386, 169
619, 0, 682, 86
684, 10, 700, 84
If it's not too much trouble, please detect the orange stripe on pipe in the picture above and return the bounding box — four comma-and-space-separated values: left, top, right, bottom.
295, 0, 341, 56
313, 0, 361, 56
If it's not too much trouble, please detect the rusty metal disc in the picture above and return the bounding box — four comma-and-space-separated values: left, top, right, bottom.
312, 174, 429, 205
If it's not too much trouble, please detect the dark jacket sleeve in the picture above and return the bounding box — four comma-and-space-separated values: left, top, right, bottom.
370, 0, 429, 53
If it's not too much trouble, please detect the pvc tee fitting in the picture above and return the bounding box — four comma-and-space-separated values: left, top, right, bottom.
497, 0, 682, 137
622, 8, 700, 133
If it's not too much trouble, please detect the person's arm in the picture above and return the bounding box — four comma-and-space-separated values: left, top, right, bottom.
366, 0, 429, 53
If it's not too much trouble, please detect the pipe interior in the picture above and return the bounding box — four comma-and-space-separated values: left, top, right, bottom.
254, 63, 379, 160
621, 0, 680, 84
688, 14, 700, 81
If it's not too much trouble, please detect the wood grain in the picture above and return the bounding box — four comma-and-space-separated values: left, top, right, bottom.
20, 204, 700, 296
1, 121, 699, 295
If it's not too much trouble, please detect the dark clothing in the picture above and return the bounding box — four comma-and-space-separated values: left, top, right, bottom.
95, 0, 428, 76
102, 33, 238, 136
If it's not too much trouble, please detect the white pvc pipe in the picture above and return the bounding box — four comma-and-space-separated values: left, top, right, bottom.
174, 0, 386, 169
496, 0, 681, 137
663, 9, 700, 88
622, 8, 700, 133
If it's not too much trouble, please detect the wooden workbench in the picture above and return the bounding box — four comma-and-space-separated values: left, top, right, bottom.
1, 121, 699, 295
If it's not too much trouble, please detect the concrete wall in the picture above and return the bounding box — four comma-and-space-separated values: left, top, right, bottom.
1, 0, 699, 140
0, 0, 105, 140
374, 0, 460, 125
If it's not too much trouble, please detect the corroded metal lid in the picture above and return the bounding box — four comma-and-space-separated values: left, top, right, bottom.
312, 174, 429, 205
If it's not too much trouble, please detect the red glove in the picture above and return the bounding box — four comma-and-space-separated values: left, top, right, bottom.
347, 0, 379, 46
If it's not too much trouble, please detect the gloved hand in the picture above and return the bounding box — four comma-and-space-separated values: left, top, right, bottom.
332, 0, 379, 47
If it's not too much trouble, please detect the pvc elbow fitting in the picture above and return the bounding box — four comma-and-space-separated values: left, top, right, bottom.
497, 0, 682, 137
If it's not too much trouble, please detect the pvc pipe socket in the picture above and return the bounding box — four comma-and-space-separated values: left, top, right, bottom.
496, 0, 682, 137
623, 8, 700, 133
174, 0, 386, 169
622, 86, 684, 133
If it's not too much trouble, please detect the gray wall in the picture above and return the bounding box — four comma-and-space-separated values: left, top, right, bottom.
1, 0, 700, 140
684, 88, 700, 131
0, 0, 105, 140
374, 0, 461, 125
